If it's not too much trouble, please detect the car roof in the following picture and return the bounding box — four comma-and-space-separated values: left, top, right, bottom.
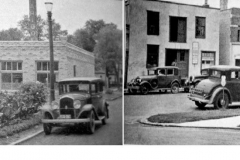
148, 66, 179, 70
59, 77, 103, 83
208, 65, 240, 71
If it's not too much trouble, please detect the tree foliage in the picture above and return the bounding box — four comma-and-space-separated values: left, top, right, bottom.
0, 28, 23, 41
94, 25, 122, 86
18, 15, 67, 41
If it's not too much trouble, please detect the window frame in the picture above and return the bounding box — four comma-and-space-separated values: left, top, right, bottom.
146, 44, 159, 68
147, 10, 160, 36
169, 16, 187, 43
195, 16, 206, 39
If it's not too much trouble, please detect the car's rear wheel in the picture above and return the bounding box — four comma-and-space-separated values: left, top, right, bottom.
128, 88, 137, 94
195, 101, 207, 109
140, 84, 149, 95
171, 82, 179, 94
43, 113, 52, 135
87, 110, 95, 134
214, 92, 229, 109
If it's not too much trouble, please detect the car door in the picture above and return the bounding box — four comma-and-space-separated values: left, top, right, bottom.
165, 68, 176, 87
225, 71, 240, 102
157, 68, 167, 88
91, 82, 103, 114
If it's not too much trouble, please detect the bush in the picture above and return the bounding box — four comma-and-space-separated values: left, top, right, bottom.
106, 88, 113, 94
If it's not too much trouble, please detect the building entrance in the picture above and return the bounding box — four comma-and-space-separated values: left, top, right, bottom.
165, 49, 189, 77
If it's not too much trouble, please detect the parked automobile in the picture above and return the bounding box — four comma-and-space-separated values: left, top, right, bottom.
127, 66, 188, 95
188, 65, 240, 109
185, 67, 210, 91
41, 77, 109, 135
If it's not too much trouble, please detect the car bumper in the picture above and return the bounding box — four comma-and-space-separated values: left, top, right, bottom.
42, 118, 90, 124
188, 95, 210, 104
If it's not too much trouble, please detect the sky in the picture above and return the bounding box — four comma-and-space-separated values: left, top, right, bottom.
0, 0, 122, 34
162, 0, 240, 9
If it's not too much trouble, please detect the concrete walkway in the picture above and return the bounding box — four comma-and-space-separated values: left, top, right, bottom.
140, 116, 240, 129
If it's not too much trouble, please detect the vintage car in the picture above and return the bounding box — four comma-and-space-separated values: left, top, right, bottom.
188, 65, 240, 109
185, 67, 210, 90
127, 66, 187, 95
41, 77, 109, 135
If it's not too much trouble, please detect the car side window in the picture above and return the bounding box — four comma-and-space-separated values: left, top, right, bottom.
157, 69, 165, 75
91, 83, 98, 93
231, 71, 240, 80
167, 69, 173, 76
174, 69, 178, 76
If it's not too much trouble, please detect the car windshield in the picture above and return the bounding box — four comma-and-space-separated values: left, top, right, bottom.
209, 70, 221, 78
148, 70, 156, 75
59, 81, 90, 94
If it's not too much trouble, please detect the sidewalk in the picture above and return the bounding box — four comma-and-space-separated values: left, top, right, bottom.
140, 116, 240, 129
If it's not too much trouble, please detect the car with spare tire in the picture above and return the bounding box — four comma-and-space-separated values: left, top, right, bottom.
127, 66, 188, 95
188, 65, 240, 109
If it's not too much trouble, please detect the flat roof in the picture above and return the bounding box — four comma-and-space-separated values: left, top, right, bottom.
145, 0, 219, 10
59, 77, 102, 83
209, 65, 240, 71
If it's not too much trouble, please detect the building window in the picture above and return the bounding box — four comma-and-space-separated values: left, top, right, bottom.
238, 30, 240, 42
180, 51, 185, 61
196, 17, 206, 39
1, 61, 23, 90
147, 45, 159, 68
36, 61, 58, 84
147, 10, 159, 35
170, 17, 187, 42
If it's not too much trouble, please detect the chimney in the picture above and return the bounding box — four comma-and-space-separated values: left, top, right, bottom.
220, 0, 228, 10
203, 0, 210, 8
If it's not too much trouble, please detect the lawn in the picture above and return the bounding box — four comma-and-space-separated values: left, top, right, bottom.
148, 108, 240, 123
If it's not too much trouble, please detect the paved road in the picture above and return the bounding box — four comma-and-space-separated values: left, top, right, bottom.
19, 98, 122, 145
124, 92, 240, 145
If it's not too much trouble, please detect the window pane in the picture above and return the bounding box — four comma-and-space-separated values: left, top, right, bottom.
54, 62, 59, 71
48, 62, 50, 71
7, 62, 11, 70
2, 62, 6, 70
91, 84, 96, 93
37, 73, 48, 83
18, 62, 22, 70
42, 62, 48, 71
37, 62, 41, 71
167, 69, 173, 75
147, 45, 159, 68
147, 11, 159, 35
2, 73, 11, 83
12, 62, 17, 70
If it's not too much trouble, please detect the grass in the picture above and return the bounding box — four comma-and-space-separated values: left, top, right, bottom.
148, 108, 240, 123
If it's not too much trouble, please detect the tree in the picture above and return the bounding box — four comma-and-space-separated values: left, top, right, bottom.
18, 15, 68, 41
68, 19, 117, 52
0, 28, 23, 41
18, 15, 46, 41
94, 25, 122, 88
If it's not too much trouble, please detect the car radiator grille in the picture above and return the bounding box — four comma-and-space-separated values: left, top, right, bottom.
60, 97, 75, 118
192, 88, 204, 96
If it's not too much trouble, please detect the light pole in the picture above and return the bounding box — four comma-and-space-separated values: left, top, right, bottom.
45, 2, 55, 102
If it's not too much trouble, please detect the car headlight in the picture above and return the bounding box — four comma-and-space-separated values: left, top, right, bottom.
51, 101, 59, 110
74, 100, 81, 109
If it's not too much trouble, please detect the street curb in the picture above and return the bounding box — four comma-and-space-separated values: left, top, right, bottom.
138, 118, 240, 130
9, 130, 44, 145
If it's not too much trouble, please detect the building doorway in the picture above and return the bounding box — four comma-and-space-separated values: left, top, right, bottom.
165, 49, 189, 77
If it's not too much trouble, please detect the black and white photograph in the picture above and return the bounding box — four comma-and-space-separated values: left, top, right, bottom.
0, 0, 122, 145
124, 0, 240, 145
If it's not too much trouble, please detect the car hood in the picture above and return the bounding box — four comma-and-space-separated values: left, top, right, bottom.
195, 77, 220, 93
60, 92, 90, 101
139, 75, 158, 80
195, 75, 208, 79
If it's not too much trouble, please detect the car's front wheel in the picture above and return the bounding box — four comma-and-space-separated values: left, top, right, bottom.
43, 113, 52, 135
87, 110, 95, 134
195, 101, 207, 109
140, 84, 149, 95
171, 82, 179, 94
214, 92, 229, 109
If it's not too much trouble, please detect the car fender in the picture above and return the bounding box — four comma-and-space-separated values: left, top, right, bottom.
209, 87, 232, 104
140, 81, 152, 89
170, 79, 180, 87
42, 110, 55, 119
78, 104, 99, 120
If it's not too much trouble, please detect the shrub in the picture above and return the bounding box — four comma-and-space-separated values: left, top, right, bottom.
106, 88, 113, 94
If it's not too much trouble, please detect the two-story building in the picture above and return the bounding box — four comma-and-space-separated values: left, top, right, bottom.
125, 0, 220, 84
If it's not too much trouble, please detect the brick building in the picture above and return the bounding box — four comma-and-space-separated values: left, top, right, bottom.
125, 0, 220, 85
0, 40, 95, 90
